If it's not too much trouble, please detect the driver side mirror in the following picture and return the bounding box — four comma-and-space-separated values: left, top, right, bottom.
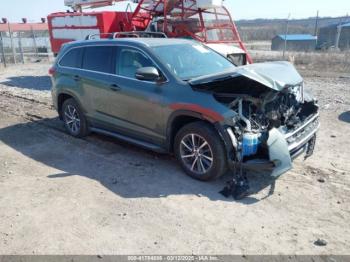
135, 67, 160, 82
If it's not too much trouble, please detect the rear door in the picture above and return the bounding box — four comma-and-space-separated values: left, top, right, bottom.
79, 45, 116, 123
56, 47, 85, 106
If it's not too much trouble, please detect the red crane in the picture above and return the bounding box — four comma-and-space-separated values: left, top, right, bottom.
130, 0, 252, 63
50, 0, 252, 64
131, 0, 252, 63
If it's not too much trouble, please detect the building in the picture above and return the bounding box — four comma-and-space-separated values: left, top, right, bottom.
317, 22, 350, 50
271, 34, 317, 52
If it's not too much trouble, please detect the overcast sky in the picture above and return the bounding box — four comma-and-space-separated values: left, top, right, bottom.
0, 0, 349, 22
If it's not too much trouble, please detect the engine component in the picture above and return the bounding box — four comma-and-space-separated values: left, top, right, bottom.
242, 132, 260, 157
238, 99, 252, 131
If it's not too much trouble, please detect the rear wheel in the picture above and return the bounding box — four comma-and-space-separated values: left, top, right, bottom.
62, 98, 89, 138
174, 122, 227, 181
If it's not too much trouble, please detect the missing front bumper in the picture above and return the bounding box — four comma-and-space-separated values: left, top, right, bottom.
226, 114, 319, 178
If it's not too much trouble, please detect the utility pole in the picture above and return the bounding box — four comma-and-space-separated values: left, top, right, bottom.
335, 16, 344, 50
8, 21, 16, 64
314, 10, 319, 36
314, 10, 319, 47
31, 25, 38, 58
283, 13, 291, 59
335, 25, 342, 50
18, 31, 24, 64
0, 31, 6, 68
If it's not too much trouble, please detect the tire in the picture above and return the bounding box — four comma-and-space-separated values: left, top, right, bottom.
62, 98, 89, 138
174, 121, 227, 181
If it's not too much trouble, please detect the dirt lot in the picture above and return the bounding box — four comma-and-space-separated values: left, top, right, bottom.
0, 63, 349, 255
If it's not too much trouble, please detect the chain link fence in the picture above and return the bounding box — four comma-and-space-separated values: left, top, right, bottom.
0, 26, 52, 68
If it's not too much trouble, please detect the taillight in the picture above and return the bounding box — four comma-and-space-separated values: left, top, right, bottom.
48, 67, 56, 76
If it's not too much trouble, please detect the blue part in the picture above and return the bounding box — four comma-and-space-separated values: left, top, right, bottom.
277, 34, 317, 41
242, 133, 260, 157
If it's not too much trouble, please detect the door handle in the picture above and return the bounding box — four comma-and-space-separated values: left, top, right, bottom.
110, 84, 121, 91
73, 75, 81, 82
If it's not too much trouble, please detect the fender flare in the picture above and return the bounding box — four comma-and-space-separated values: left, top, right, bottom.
165, 108, 235, 169
165, 109, 204, 151
56, 89, 86, 119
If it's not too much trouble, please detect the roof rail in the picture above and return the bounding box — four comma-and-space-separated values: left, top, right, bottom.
85, 31, 167, 40
85, 33, 115, 40
113, 31, 168, 38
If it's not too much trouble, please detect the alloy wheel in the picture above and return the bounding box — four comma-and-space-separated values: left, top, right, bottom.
180, 133, 213, 175
64, 104, 81, 135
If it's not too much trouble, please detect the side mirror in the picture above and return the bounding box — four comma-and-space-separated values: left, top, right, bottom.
135, 67, 160, 81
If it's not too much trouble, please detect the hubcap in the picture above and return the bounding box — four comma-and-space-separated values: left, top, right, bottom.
64, 104, 80, 134
180, 134, 213, 175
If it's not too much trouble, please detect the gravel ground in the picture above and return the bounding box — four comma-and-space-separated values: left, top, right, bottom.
0, 63, 349, 255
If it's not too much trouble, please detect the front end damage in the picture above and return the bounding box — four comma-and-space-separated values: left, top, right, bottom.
223, 88, 319, 178
190, 61, 320, 198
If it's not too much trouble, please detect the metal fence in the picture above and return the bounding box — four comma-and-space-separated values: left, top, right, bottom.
0, 28, 52, 67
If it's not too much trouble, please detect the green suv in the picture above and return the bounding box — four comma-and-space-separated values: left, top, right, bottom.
50, 38, 319, 181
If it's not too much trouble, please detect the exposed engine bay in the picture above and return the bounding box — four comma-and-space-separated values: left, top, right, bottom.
213, 78, 318, 132
216, 81, 317, 159
189, 61, 320, 199
190, 62, 319, 167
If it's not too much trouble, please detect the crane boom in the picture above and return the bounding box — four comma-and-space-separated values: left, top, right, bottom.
64, 0, 126, 11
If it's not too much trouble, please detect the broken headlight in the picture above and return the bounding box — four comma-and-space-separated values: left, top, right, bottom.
288, 83, 304, 103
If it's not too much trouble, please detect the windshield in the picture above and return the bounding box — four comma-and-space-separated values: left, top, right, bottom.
152, 43, 235, 80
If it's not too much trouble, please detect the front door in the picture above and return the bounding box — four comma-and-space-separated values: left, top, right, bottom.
97, 46, 167, 145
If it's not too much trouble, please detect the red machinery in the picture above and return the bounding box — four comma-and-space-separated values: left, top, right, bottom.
48, 0, 252, 64
131, 0, 252, 63
48, 11, 134, 55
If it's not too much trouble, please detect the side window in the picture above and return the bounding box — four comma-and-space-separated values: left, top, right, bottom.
59, 48, 82, 68
82, 46, 114, 74
117, 48, 155, 79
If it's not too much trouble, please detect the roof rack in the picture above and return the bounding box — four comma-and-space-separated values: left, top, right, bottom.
113, 31, 168, 38
85, 32, 114, 40
85, 31, 167, 40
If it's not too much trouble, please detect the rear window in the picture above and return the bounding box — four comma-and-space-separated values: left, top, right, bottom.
59, 48, 82, 68
82, 46, 114, 74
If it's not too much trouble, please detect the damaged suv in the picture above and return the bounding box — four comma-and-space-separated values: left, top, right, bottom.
50, 38, 319, 181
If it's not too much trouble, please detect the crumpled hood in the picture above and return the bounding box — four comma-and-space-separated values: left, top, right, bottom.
189, 61, 303, 91
236, 61, 303, 90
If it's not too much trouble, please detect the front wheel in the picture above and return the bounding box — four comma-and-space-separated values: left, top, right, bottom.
174, 122, 227, 181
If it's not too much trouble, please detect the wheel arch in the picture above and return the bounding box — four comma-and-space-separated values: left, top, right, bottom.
166, 110, 205, 152
57, 91, 84, 120
166, 110, 236, 170
166, 109, 226, 152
